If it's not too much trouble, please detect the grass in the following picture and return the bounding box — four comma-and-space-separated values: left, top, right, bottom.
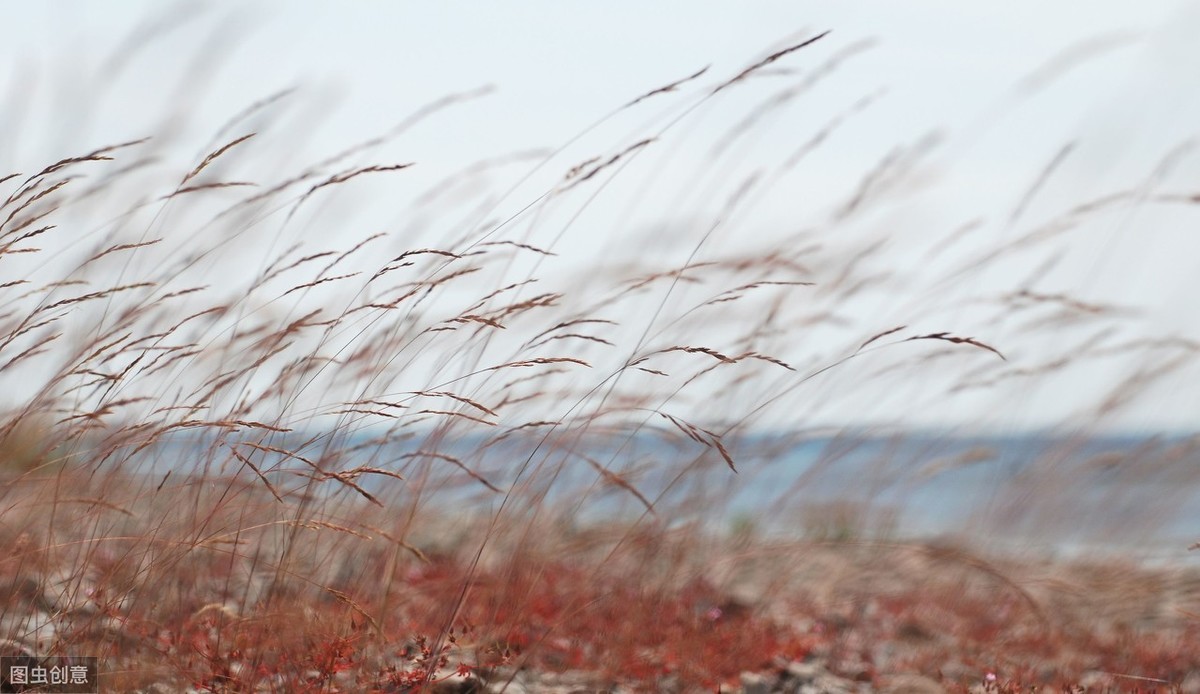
1, 24, 1199, 693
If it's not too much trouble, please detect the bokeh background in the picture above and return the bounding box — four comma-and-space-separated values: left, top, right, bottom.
4, 2, 1198, 431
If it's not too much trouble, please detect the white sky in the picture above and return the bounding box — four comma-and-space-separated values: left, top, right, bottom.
2, 2, 1198, 432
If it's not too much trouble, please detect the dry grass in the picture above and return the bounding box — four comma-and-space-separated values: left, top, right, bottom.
1, 22, 1198, 694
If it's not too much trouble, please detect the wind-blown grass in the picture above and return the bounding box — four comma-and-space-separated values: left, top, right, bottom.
1, 24, 1198, 693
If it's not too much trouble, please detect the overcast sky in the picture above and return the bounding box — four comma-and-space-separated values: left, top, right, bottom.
3, 2, 1198, 432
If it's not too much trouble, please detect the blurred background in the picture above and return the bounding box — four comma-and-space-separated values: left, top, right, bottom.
4, 1, 1198, 429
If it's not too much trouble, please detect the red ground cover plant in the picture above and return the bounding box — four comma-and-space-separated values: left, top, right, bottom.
11, 514, 1191, 692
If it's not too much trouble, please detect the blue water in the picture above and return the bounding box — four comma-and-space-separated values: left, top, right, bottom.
116, 428, 1200, 557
